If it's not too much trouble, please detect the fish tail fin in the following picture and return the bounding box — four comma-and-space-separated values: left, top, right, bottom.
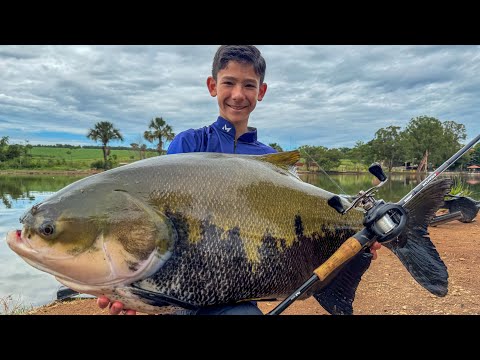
383, 178, 453, 296
313, 250, 373, 315
313, 177, 452, 315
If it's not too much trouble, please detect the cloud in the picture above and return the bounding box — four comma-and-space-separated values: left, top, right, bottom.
1, 45, 478, 149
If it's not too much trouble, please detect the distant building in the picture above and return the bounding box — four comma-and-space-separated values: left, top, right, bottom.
405, 162, 418, 170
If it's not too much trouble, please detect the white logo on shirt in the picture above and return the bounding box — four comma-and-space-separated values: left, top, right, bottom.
222, 125, 231, 133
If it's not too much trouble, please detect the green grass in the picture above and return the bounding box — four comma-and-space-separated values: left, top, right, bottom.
30, 147, 157, 161
0, 146, 159, 171
335, 159, 369, 172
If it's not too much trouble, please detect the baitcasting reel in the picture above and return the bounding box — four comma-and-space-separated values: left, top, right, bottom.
327, 163, 407, 244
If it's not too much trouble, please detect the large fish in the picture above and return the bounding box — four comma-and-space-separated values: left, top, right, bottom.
6, 151, 451, 314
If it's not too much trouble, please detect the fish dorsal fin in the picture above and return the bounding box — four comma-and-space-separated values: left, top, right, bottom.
257, 150, 301, 179
257, 150, 300, 168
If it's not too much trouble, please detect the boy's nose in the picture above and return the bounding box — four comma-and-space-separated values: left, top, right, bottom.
231, 85, 245, 100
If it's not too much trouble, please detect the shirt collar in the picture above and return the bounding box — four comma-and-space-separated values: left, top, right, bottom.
214, 116, 258, 143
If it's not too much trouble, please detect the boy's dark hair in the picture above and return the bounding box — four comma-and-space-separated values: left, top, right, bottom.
212, 45, 266, 84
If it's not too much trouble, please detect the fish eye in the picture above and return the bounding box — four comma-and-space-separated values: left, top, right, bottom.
39, 221, 55, 237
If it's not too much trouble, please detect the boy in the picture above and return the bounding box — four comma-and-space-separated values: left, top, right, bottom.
167, 45, 277, 155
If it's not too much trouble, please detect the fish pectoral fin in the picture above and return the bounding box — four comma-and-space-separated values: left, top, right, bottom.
313, 250, 373, 315
127, 284, 198, 310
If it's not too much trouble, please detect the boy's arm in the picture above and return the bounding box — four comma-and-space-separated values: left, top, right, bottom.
166, 130, 198, 154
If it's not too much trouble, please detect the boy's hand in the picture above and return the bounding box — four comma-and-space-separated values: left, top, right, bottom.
97, 296, 136, 315
370, 241, 382, 260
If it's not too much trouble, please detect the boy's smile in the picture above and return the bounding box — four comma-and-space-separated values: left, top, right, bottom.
207, 60, 267, 136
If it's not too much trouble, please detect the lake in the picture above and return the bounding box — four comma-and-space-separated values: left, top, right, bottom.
1, 171, 479, 311
0, 175, 86, 311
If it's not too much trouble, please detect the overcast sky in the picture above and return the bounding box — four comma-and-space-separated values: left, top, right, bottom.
1, 45, 478, 150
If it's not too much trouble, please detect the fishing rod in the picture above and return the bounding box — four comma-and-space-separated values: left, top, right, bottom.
268, 133, 480, 315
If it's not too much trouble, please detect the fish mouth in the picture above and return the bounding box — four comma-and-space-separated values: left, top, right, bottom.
6, 229, 76, 261
6, 229, 84, 285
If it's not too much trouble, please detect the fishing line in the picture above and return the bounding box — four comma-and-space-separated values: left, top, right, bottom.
302, 150, 347, 195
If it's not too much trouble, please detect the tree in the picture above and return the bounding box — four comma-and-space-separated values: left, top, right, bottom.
87, 121, 124, 169
468, 144, 480, 166
402, 116, 467, 169
0, 136, 23, 164
5, 144, 22, 161
0, 136, 9, 162
298, 145, 342, 171
0, 136, 8, 147
350, 140, 375, 167
441, 120, 467, 169
268, 143, 283, 152
371, 125, 403, 172
298, 145, 317, 171
402, 116, 445, 167
130, 142, 147, 160
143, 117, 175, 155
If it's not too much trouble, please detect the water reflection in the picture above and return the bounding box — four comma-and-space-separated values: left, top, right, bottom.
0, 175, 85, 208
299, 172, 480, 202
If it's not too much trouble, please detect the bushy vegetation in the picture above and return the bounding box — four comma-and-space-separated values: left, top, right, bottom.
295, 116, 477, 172
1, 115, 478, 172
446, 177, 474, 199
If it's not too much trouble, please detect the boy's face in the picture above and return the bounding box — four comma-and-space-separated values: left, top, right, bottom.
207, 60, 267, 127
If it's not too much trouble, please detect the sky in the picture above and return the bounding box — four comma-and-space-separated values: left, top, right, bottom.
0, 45, 479, 151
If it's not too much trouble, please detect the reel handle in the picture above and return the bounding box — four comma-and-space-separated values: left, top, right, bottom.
327, 195, 345, 214
369, 162, 387, 182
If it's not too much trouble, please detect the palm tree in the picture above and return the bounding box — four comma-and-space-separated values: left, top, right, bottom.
143, 117, 175, 155
87, 121, 124, 169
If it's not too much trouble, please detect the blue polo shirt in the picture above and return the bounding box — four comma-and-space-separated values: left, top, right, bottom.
167, 117, 277, 155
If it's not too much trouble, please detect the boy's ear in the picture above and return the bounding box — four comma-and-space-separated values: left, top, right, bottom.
258, 82, 267, 101
207, 76, 217, 97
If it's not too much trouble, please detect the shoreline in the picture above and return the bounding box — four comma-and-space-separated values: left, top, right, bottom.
296, 170, 477, 175
2, 170, 474, 176
0, 169, 102, 176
